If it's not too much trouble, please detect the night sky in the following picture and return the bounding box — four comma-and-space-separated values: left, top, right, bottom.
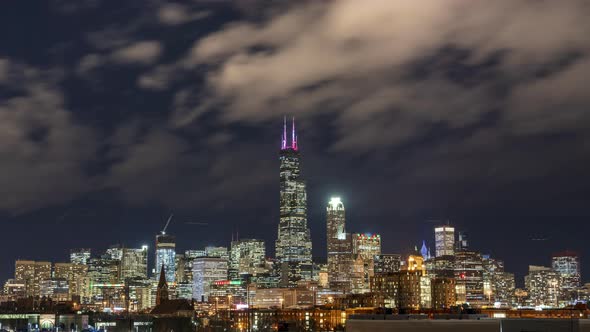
1, 1, 590, 287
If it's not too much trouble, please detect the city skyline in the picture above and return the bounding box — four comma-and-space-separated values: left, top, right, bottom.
1, 0, 590, 296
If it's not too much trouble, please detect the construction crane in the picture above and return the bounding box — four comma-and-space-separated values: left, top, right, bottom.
161, 213, 173, 235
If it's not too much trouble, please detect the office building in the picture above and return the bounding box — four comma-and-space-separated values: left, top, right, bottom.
121, 246, 149, 280
455, 250, 484, 306
70, 248, 91, 265
374, 254, 402, 274
431, 277, 456, 309
275, 118, 313, 285
326, 197, 353, 292
435, 226, 455, 257
155, 232, 176, 283
552, 251, 581, 303
525, 265, 561, 307
230, 239, 266, 278
39, 278, 69, 301
205, 246, 229, 260
352, 233, 381, 293
14, 260, 51, 298
192, 257, 228, 301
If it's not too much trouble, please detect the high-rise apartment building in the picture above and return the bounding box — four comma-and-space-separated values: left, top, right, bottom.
192, 257, 228, 301
229, 239, 266, 278
525, 265, 561, 307
326, 197, 353, 292
275, 118, 313, 285
552, 251, 581, 301
14, 260, 52, 298
121, 246, 149, 280
70, 248, 91, 265
155, 232, 176, 283
434, 226, 455, 257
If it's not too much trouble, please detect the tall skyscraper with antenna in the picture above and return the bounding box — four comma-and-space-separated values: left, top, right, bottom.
275, 117, 313, 285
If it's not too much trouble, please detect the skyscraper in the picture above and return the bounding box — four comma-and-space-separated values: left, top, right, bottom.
70, 248, 91, 265
326, 197, 353, 292
155, 232, 176, 283
229, 239, 266, 278
121, 246, 149, 280
552, 251, 581, 290
275, 118, 313, 285
525, 265, 561, 307
434, 226, 455, 257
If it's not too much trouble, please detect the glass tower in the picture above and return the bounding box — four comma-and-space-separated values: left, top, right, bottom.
155, 233, 176, 283
275, 118, 313, 285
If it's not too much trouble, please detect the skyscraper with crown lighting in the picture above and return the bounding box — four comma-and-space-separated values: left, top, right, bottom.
275, 117, 313, 285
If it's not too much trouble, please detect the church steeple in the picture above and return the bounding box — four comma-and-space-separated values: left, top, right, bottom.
156, 265, 169, 305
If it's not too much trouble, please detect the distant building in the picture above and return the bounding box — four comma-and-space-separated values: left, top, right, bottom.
121, 246, 149, 280
205, 246, 229, 260
374, 254, 402, 274
192, 257, 228, 301
54, 262, 89, 299
39, 278, 69, 301
15, 260, 51, 298
275, 118, 313, 286
525, 265, 561, 307
434, 226, 455, 257
229, 239, 266, 278
155, 232, 176, 283
106, 244, 124, 261
326, 197, 353, 292
431, 277, 456, 309
352, 233, 381, 293
552, 251, 581, 303
454, 250, 484, 306
70, 248, 91, 265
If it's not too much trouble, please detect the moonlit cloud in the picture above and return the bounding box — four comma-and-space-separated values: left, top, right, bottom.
173, 0, 590, 152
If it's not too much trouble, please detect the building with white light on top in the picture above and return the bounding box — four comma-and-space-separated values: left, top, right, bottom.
326, 197, 353, 292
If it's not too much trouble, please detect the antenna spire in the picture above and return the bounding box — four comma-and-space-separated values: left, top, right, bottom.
281, 116, 287, 149
292, 117, 298, 150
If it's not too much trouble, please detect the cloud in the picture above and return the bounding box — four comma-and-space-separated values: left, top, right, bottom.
173, 0, 590, 152
111, 40, 163, 65
0, 58, 98, 213
157, 3, 210, 26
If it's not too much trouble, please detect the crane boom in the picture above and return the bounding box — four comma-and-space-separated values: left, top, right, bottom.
162, 213, 173, 234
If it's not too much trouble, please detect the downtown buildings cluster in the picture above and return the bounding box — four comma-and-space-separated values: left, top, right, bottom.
1, 119, 588, 314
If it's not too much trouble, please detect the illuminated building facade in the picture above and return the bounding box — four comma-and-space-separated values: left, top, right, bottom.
39, 278, 69, 301
374, 254, 401, 274
552, 251, 581, 302
205, 246, 229, 260
434, 226, 455, 257
106, 245, 123, 261
454, 250, 484, 306
15, 260, 52, 298
192, 257, 228, 301
155, 232, 176, 283
494, 272, 515, 305
121, 246, 149, 280
431, 277, 457, 309
229, 239, 266, 278
525, 265, 561, 307
276, 118, 313, 285
70, 248, 91, 265
326, 197, 353, 292
87, 257, 120, 299
352, 233, 381, 293
54, 262, 89, 299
